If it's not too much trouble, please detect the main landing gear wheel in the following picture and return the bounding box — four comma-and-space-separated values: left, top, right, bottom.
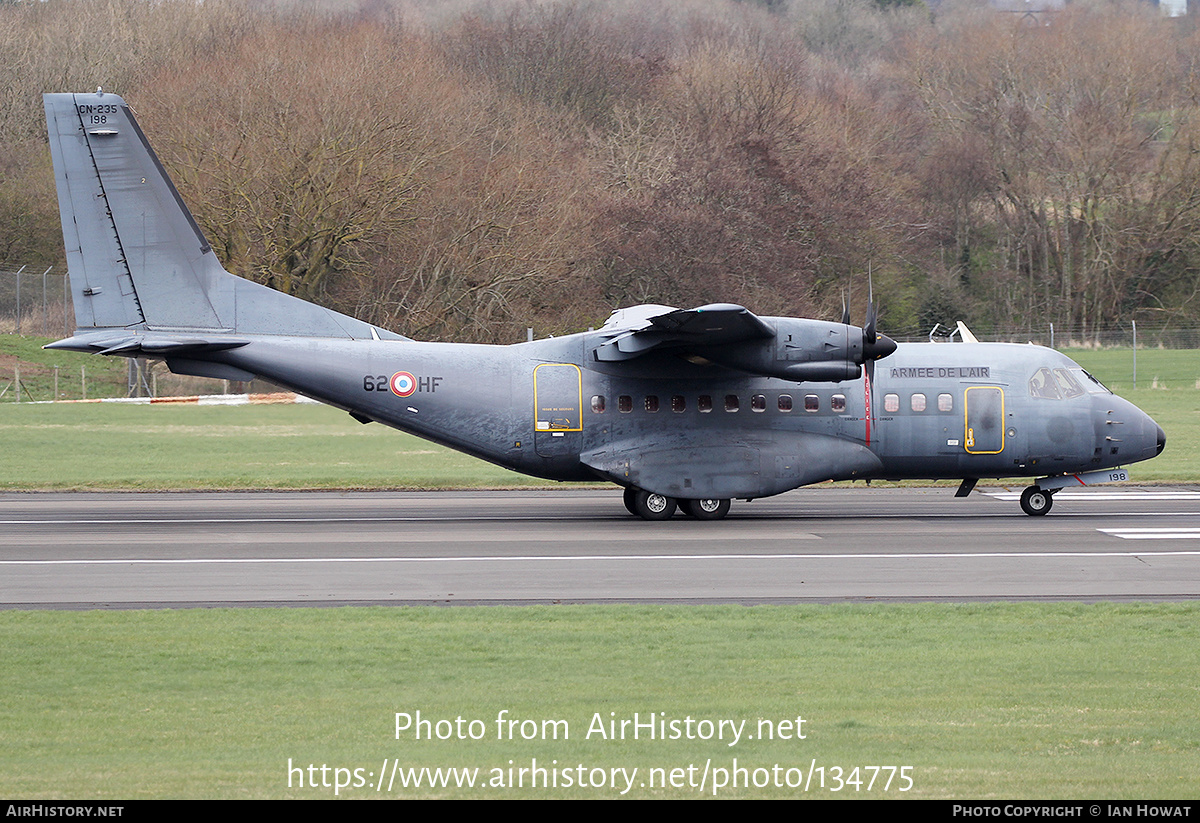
622, 487, 639, 516
681, 498, 731, 520
630, 490, 677, 521
1020, 486, 1053, 516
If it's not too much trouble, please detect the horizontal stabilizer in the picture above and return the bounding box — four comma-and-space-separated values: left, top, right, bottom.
45, 331, 250, 356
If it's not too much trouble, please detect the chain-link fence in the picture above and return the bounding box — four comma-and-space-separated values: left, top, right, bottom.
892, 322, 1200, 349
0, 267, 72, 338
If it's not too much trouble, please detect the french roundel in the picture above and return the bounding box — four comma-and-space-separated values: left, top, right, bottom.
390, 371, 416, 397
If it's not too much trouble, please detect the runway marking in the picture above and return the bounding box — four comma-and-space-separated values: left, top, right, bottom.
987, 491, 1200, 501
5, 550, 1200, 565
1099, 529, 1200, 540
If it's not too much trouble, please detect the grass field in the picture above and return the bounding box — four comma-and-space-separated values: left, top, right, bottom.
0, 402, 553, 490
2, 603, 1198, 799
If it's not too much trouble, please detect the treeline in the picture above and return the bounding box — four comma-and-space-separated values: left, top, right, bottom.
3, 0, 1200, 342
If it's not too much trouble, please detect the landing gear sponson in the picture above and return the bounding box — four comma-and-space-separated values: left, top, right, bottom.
623, 488, 732, 521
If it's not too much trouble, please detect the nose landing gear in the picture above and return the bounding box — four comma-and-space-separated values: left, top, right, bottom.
1019, 485, 1054, 516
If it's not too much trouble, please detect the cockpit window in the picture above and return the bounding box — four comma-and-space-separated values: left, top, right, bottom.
1031, 365, 1106, 398
1029, 367, 1062, 399
1052, 368, 1084, 399
1072, 368, 1112, 395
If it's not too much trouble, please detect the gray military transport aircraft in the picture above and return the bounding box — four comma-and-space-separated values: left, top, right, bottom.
42, 90, 1165, 519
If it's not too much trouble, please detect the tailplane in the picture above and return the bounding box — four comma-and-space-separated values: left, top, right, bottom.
43, 90, 401, 344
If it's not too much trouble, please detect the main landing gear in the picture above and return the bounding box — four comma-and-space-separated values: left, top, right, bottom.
1019, 485, 1054, 516
623, 488, 731, 521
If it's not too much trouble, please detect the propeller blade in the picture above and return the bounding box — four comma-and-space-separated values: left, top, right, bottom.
840, 291, 850, 326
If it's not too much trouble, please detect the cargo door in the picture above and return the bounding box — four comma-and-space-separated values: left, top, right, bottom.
534, 363, 582, 457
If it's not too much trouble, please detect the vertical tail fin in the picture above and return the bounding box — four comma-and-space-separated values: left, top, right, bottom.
43, 91, 398, 340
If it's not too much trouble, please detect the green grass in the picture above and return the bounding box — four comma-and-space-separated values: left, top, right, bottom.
0, 402, 553, 490
1, 603, 1197, 799
0, 333, 127, 401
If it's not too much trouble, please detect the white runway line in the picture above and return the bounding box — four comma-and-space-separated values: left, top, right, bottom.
1099, 529, 1200, 540
6, 550, 1200, 566
987, 491, 1200, 501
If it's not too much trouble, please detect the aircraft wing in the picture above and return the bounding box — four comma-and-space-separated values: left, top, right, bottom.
594, 303, 896, 383
594, 304, 774, 362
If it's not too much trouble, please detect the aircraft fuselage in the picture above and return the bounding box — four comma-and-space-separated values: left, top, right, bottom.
212, 333, 1163, 500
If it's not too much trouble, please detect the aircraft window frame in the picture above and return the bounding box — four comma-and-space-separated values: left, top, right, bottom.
645, 395, 660, 413
698, 395, 713, 413
778, 394, 793, 412
618, 395, 633, 413
804, 395, 819, 412
591, 395, 605, 414
1029, 367, 1062, 400
911, 393, 927, 413
1052, 368, 1085, 399
1072, 368, 1112, 395
751, 394, 766, 413
884, 393, 900, 414
725, 395, 740, 412
938, 393, 953, 412
831, 394, 846, 412
671, 395, 686, 413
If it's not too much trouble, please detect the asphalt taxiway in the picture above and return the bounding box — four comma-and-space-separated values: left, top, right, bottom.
1, 487, 1198, 608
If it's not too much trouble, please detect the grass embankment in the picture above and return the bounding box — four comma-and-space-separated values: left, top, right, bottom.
0, 402, 551, 490
1, 603, 1197, 799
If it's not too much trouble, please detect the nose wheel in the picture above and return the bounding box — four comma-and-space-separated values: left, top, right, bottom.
1020, 486, 1053, 516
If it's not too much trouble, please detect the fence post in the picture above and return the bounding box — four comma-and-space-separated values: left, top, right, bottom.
15, 265, 25, 335
41, 266, 51, 336
1132, 320, 1137, 389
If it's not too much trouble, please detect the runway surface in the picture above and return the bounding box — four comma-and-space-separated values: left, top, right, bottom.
2, 486, 1199, 608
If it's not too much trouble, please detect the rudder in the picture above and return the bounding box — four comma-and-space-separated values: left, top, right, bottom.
44, 90, 398, 341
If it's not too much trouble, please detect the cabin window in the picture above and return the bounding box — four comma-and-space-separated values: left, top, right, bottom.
831, 394, 846, 412
698, 394, 713, 413
591, 395, 605, 414
752, 394, 766, 412
778, 394, 793, 412
671, 395, 686, 413
725, 394, 740, 412
910, 393, 926, 412
884, 393, 900, 413
645, 395, 659, 413
938, 393, 953, 412
618, 395, 633, 413
805, 395, 819, 412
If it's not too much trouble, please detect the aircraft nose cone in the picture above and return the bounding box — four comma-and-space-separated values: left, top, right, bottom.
865, 333, 897, 361
1156, 423, 1166, 456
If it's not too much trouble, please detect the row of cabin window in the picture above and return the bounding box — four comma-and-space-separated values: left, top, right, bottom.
590, 392, 958, 415
591, 394, 848, 414
883, 393, 955, 413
